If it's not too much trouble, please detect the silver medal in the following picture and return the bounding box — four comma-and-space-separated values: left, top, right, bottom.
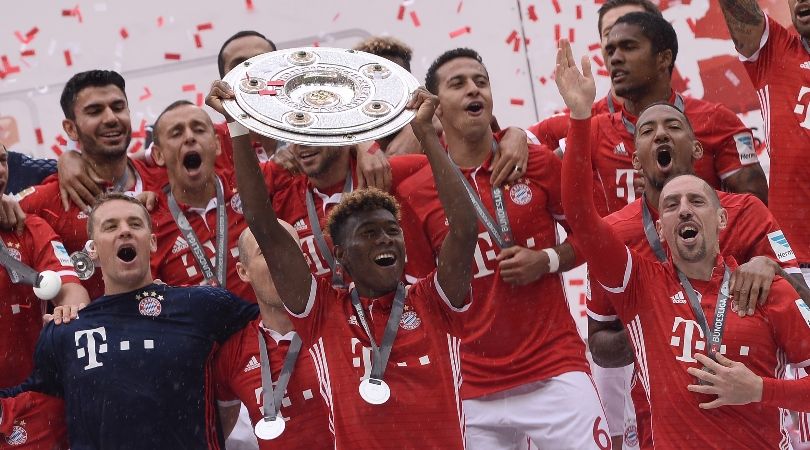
358, 378, 391, 405
254, 416, 285, 440
70, 251, 95, 280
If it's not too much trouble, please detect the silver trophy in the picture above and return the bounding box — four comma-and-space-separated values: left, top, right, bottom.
222, 47, 419, 146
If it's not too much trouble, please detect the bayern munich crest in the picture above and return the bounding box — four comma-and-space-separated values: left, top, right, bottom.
5, 425, 28, 446
137, 291, 163, 317
624, 424, 639, 447
509, 183, 532, 206
230, 193, 243, 215
399, 310, 421, 330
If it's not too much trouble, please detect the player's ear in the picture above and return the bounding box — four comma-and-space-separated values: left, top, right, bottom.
236, 261, 249, 283
692, 141, 704, 161
62, 119, 79, 142
149, 233, 157, 253
655, 219, 665, 243
86, 239, 98, 262
152, 143, 166, 167
632, 153, 642, 170
717, 207, 728, 230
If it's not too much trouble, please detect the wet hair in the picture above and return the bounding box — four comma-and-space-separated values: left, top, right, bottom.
353, 36, 413, 71
151, 100, 198, 146
217, 30, 277, 77
87, 192, 152, 237
636, 101, 696, 138
326, 188, 400, 246
613, 12, 678, 73
597, 0, 662, 35
60, 70, 127, 120
425, 47, 485, 94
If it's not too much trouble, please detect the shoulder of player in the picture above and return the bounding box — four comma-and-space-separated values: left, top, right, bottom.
761, 277, 806, 316
393, 162, 435, 199
605, 201, 642, 226
683, 96, 739, 123
16, 180, 61, 208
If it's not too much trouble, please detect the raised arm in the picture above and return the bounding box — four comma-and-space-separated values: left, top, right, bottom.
718, 0, 766, 58
408, 89, 477, 308
206, 81, 312, 314
556, 39, 629, 289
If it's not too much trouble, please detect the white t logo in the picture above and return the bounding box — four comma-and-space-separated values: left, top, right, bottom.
74, 327, 108, 370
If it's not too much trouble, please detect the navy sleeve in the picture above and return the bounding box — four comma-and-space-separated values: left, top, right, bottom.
5, 152, 57, 195
197, 287, 259, 343
0, 325, 63, 398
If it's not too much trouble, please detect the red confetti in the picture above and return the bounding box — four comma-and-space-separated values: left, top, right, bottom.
512, 39, 520, 52
55, 135, 67, 146
14, 27, 39, 44
597, 69, 610, 77
196, 22, 213, 31
267, 80, 285, 86
449, 26, 471, 39
554, 24, 561, 42
332, 13, 340, 21
527, 5, 538, 21
194, 34, 203, 48
61, 5, 82, 22
592, 55, 605, 67
164, 53, 181, 60
510, 98, 525, 106
128, 140, 143, 154
63, 50, 73, 66
396, 5, 405, 20
551, 0, 561, 14
686, 18, 697, 34
157, 16, 164, 27
538, 76, 547, 85
245, 0, 254, 10
181, 83, 196, 92
1, 56, 20, 75
410, 11, 421, 27
568, 28, 575, 43
51, 145, 63, 156
505, 30, 518, 44
588, 42, 601, 51
139, 87, 152, 101
524, 37, 531, 47
456, 1, 463, 13
120, 27, 129, 39
131, 120, 147, 138
569, 278, 584, 286
576, 5, 582, 19
196, 93, 204, 107
258, 89, 278, 96
313, 41, 320, 47
20, 49, 35, 57
34, 128, 43, 145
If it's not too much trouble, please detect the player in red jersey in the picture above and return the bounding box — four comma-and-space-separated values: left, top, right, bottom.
718, 0, 810, 288
398, 47, 609, 450
15, 70, 167, 299
587, 102, 810, 449
579, 12, 768, 217
214, 225, 332, 449
148, 101, 254, 301
224, 86, 478, 449
0, 392, 68, 450
557, 38, 810, 449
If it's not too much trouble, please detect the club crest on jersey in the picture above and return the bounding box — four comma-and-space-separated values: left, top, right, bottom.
509, 183, 532, 206
5, 424, 27, 446
399, 309, 421, 331
767, 231, 796, 262
136, 291, 163, 317
624, 424, 639, 447
230, 193, 243, 215
4, 243, 21, 262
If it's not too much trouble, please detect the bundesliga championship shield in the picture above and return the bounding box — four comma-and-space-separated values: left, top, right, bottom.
222, 47, 420, 146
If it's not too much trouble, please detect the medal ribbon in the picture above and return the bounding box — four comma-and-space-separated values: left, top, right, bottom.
0, 239, 40, 285
677, 265, 732, 359
640, 194, 667, 263
110, 161, 131, 193
350, 283, 406, 381
165, 176, 227, 288
452, 140, 514, 249
305, 171, 353, 287
256, 328, 302, 422
621, 93, 685, 135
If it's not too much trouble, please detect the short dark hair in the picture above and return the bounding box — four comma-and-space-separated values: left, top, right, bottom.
636, 101, 696, 138
597, 0, 662, 35
614, 12, 678, 73
425, 47, 485, 94
217, 30, 277, 77
87, 192, 151, 237
326, 188, 400, 246
354, 36, 413, 72
60, 70, 127, 120
152, 100, 196, 146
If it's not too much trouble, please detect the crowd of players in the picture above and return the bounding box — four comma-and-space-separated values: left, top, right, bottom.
0, 0, 809, 449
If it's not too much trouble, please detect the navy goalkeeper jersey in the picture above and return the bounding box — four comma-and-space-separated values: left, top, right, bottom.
2, 283, 258, 450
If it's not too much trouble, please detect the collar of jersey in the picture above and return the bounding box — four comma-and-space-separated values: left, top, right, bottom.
620, 90, 678, 125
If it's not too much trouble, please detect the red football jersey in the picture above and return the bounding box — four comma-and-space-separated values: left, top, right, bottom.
0, 392, 67, 450
397, 136, 590, 400
213, 317, 332, 449
261, 155, 427, 279
150, 174, 254, 301
17, 159, 167, 299
526, 94, 613, 150
741, 16, 810, 263
0, 215, 80, 388
587, 95, 757, 215
286, 273, 466, 449
587, 192, 802, 448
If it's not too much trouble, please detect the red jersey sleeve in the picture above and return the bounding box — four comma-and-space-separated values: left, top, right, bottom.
733, 195, 800, 273
0, 392, 68, 450
526, 113, 570, 149
389, 154, 428, 190
212, 329, 242, 404
407, 271, 471, 336
260, 160, 295, 198
699, 103, 759, 178
741, 16, 791, 88
23, 215, 80, 285
285, 275, 331, 345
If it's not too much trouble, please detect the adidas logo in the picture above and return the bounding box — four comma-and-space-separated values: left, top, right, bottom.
293, 219, 307, 232
801, 61, 810, 70
671, 291, 686, 304
614, 142, 628, 156
244, 356, 260, 372
171, 236, 189, 254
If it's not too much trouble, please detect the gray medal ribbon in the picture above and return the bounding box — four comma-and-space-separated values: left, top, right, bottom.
452, 140, 514, 249
110, 162, 131, 193
257, 328, 302, 422
165, 177, 227, 288
305, 171, 352, 288
607, 93, 616, 114
0, 239, 39, 286
803, 37, 810, 55
677, 265, 732, 360
350, 283, 406, 381
621, 93, 685, 135
640, 195, 667, 263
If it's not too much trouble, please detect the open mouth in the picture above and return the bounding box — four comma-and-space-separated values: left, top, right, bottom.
117, 244, 137, 262
611, 69, 628, 82
100, 130, 124, 141
373, 252, 397, 267
656, 147, 672, 169
465, 101, 484, 114
678, 224, 698, 241
183, 152, 203, 170
797, 4, 810, 19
